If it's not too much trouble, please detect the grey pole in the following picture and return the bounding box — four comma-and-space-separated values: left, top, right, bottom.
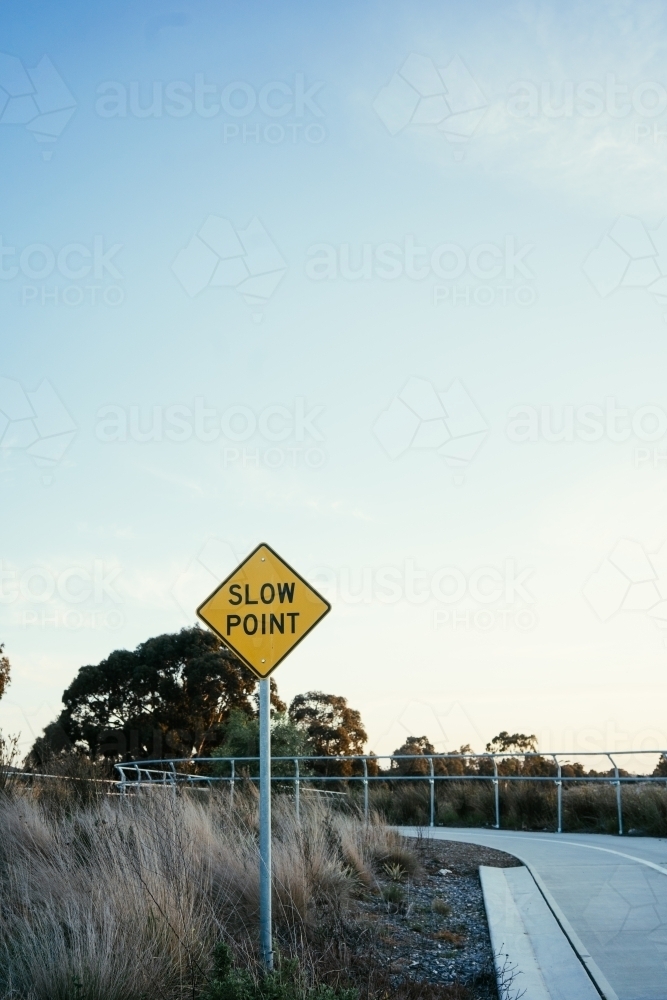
608, 753, 623, 836
259, 678, 273, 970
493, 757, 500, 829
428, 757, 435, 827
553, 755, 562, 834
294, 757, 300, 821
362, 757, 369, 821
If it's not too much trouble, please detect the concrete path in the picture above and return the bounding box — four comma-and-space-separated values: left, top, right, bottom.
400, 827, 667, 1000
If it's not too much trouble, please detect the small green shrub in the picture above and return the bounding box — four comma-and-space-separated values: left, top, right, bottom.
211, 710, 313, 779
375, 843, 421, 878
382, 861, 406, 882
202, 943, 358, 1000
431, 898, 451, 917
381, 883, 405, 906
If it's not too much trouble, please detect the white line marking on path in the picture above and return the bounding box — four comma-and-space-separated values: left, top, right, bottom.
454, 832, 667, 876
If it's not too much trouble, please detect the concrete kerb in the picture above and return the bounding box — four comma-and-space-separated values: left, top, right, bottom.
480, 866, 551, 1000
480, 865, 606, 1000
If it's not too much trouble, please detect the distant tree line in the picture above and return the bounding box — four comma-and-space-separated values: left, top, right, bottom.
389, 731, 653, 779
20, 627, 667, 780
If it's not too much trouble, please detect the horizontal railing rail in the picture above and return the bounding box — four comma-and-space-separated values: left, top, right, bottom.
115, 750, 667, 835
10, 771, 117, 785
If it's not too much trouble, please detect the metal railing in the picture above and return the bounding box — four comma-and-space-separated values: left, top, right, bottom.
115, 749, 667, 835
10, 771, 117, 786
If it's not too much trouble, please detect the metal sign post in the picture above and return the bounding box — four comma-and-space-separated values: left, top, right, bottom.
196, 543, 331, 971
259, 677, 273, 970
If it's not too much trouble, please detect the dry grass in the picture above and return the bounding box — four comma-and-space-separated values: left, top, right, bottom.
433, 931, 464, 948
370, 778, 667, 835
564, 781, 667, 834
0, 787, 408, 1000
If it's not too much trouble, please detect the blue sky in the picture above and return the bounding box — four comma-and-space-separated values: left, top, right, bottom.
2, 0, 667, 764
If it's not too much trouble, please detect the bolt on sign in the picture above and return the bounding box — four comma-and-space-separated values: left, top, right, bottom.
196, 543, 331, 677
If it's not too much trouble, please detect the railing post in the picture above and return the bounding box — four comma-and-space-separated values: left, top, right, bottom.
553, 755, 562, 834
429, 756, 435, 828
361, 757, 369, 822
295, 757, 300, 822
493, 757, 500, 829
230, 759, 235, 807
608, 753, 623, 835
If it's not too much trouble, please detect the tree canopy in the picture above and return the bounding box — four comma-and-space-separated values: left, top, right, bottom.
32, 627, 283, 762
32, 630, 375, 774
0, 645, 10, 701
485, 731, 538, 754
391, 737, 477, 776
289, 691, 367, 775
653, 755, 667, 777
391, 735, 436, 775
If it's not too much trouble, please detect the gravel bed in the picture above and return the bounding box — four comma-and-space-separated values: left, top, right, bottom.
354, 836, 522, 1000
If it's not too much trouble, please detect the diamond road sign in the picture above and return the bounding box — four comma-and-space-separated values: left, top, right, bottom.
196, 543, 331, 678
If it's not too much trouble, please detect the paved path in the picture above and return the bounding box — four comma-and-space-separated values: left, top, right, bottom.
400, 827, 667, 1000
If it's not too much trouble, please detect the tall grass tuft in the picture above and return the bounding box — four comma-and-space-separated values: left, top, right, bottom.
0, 788, 404, 1000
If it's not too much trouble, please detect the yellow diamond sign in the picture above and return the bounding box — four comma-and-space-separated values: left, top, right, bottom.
196, 543, 331, 678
